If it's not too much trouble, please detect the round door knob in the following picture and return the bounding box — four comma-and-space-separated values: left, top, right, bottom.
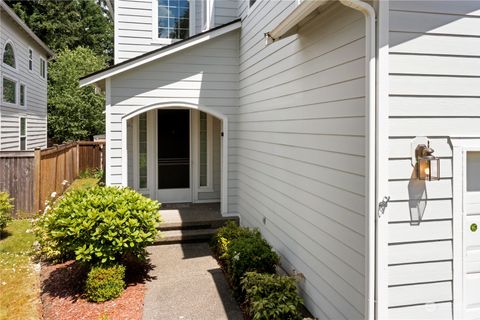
471, 223, 478, 232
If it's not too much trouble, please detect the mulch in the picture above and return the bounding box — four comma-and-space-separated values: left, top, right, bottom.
40, 260, 149, 320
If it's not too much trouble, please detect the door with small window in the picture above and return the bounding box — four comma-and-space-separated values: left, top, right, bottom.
463, 150, 480, 319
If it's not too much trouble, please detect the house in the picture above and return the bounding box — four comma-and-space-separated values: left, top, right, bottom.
0, 1, 53, 151
80, 0, 480, 319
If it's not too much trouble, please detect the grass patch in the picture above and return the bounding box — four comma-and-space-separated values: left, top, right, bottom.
67, 177, 100, 192
0, 220, 40, 320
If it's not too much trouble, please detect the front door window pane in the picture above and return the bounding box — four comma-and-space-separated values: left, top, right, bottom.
139, 113, 148, 189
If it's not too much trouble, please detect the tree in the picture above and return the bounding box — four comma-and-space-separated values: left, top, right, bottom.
48, 47, 106, 143
6, 0, 113, 63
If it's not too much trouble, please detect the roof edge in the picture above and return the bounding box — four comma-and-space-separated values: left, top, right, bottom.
80, 19, 241, 87
0, 0, 54, 58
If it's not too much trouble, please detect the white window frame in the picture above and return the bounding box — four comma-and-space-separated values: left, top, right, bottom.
2, 40, 17, 71
247, 0, 261, 15
19, 83, 26, 108
19, 117, 27, 151
152, 0, 195, 45
39, 57, 46, 79
201, 0, 214, 32
2, 76, 18, 106
28, 47, 33, 72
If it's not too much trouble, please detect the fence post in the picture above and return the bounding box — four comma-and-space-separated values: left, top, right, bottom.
76, 142, 80, 178
33, 148, 41, 213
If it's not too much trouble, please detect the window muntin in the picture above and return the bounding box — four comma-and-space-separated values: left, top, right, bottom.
139, 113, 148, 189
28, 49, 33, 71
40, 58, 46, 78
20, 117, 26, 150
2, 78, 16, 104
20, 84, 26, 107
158, 0, 189, 39
3, 42, 15, 68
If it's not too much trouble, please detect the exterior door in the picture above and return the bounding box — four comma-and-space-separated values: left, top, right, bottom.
463, 151, 480, 319
156, 109, 192, 203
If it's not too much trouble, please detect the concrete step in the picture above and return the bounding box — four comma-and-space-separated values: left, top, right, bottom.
154, 228, 217, 245
157, 216, 239, 231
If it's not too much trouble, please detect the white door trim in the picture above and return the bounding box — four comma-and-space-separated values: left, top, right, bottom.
452, 138, 480, 319
120, 102, 229, 215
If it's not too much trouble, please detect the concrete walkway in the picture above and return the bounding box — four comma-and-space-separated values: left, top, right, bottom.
143, 243, 244, 320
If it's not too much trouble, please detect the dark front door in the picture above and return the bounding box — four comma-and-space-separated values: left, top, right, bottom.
157, 109, 190, 189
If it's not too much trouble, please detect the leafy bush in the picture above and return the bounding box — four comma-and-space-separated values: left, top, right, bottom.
0, 192, 14, 233
211, 221, 260, 261
241, 272, 303, 320
227, 233, 279, 290
85, 264, 125, 302
34, 186, 161, 264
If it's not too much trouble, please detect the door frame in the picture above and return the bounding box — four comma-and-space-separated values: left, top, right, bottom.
154, 108, 193, 203
452, 138, 480, 319
120, 102, 229, 215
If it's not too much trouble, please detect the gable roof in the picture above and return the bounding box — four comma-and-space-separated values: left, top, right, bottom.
0, 0, 54, 58
80, 19, 241, 88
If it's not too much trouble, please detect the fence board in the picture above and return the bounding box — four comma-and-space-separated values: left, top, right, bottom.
0, 141, 104, 216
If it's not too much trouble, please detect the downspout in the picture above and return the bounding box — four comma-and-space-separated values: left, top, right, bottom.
337, 1, 376, 320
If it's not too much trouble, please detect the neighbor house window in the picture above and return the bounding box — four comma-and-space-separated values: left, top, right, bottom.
28, 48, 33, 71
139, 113, 148, 189
158, 0, 189, 39
20, 117, 26, 150
20, 84, 26, 107
3, 42, 15, 68
40, 58, 46, 78
2, 77, 16, 104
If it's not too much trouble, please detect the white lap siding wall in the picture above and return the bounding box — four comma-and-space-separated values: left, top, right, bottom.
0, 10, 48, 150
236, 2, 367, 319
107, 31, 240, 212
386, 1, 480, 318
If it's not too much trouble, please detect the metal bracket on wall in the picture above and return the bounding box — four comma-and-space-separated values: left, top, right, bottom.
378, 195, 390, 218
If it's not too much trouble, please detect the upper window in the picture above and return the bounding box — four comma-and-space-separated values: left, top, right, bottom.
2, 77, 16, 104
40, 58, 46, 78
158, 0, 189, 39
28, 48, 33, 71
3, 42, 15, 68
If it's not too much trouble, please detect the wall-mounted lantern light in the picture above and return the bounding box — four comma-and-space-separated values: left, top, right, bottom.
415, 143, 440, 181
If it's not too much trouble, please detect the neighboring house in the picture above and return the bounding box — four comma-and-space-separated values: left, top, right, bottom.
0, 1, 53, 151
81, 0, 480, 319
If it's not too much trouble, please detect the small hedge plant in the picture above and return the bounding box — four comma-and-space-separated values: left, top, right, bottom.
34, 186, 161, 264
0, 192, 13, 233
226, 232, 279, 291
241, 272, 303, 320
211, 221, 260, 261
85, 264, 125, 302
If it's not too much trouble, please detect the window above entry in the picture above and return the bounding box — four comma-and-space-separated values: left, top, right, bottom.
154, 0, 191, 44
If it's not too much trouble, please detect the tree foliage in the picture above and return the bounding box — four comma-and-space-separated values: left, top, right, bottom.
48, 47, 106, 143
6, 0, 113, 63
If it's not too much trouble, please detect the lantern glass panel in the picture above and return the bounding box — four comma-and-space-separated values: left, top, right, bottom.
429, 157, 440, 181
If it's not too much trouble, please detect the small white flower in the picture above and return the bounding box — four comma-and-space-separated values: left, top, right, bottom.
62, 180, 69, 186
1, 281, 6, 286
233, 253, 240, 261
50, 192, 57, 198
25, 229, 32, 234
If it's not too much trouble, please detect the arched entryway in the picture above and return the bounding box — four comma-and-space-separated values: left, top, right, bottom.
121, 102, 228, 214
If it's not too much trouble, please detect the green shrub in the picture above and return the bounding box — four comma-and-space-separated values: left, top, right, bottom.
227, 233, 279, 290
34, 186, 161, 264
211, 221, 260, 261
0, 192, 14, 233
85, 264, 125, 302
241, 272, 303, 320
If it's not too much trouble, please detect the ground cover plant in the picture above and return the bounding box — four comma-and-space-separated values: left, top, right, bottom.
0, 192, 13, 233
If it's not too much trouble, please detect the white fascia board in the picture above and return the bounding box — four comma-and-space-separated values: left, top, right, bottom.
266, 0, 330, 41
0, 1, 54, 58
80, 20, 242, 87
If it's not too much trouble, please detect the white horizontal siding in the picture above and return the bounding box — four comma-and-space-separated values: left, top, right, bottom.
0, 10, 48, 151
108, 30, 239, 212
386, 1, 480, 317
237, 3, 366, 319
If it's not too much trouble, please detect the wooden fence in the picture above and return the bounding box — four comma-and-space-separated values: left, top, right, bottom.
0, 141, 104, 217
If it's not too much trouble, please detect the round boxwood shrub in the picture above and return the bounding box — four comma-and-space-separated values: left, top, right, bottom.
211, 221, 260, 261
85, 264, 125, 302
0, 192, 13, 233
36, 186, 161, 264
227, 233, 279, 290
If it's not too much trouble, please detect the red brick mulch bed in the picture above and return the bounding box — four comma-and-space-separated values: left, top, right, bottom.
41, 260, 150, 320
